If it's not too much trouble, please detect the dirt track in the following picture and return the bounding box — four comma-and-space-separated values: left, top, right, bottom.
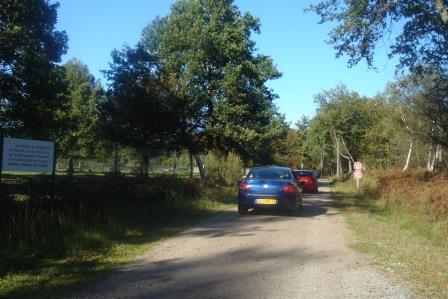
70, 181, 413, 299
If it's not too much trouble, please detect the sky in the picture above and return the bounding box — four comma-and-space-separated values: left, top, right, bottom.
55, 0, 398, 127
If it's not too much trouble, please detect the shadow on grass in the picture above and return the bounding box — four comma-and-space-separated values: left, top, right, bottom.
1, 203, 225, 299
330, 189, 386, 217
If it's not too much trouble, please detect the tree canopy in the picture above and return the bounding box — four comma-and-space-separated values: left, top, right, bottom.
0, 0, 68, 138
103, 45, 182, 150
139, 0, 285, 164
59, 58, 108, 159
308, 0, 448, 72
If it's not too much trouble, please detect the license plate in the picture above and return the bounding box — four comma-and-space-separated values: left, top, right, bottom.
256, 198, 277, 205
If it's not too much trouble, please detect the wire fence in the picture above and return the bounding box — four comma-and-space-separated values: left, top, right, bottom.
54, 149, 201, 177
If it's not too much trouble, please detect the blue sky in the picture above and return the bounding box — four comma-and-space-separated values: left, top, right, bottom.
55, 0, 398, 126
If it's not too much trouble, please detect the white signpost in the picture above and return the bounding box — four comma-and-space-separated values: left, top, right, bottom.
1, 137, 54, 172
353, 161, 365, 193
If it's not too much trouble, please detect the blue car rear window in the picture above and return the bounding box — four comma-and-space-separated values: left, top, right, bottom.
248, 168, 292, 179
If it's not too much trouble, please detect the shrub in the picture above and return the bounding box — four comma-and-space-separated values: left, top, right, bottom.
206, 151, 244, 186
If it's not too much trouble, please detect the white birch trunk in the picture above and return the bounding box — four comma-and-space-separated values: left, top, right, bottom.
431, 144, 443, 170
336, 136, 341, 180
427, 144, 433, 171
403, 139, 413, 172
320, 147, 324, 175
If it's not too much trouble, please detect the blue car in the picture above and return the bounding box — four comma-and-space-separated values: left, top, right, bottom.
238, 166, 303, 215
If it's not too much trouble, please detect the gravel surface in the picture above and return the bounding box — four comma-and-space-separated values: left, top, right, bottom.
70, 181, 414, 299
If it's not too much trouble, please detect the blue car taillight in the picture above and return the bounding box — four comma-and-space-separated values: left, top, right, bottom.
239, 182, 250, 192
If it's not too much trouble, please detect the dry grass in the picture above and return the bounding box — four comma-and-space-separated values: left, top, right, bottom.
334, 170, 448, 298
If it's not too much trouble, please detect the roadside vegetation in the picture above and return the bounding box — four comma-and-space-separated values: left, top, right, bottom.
333, 171, 448, 299
0, 173, 237, 298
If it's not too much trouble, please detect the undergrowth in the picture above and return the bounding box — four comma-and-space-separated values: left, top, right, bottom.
0, 174, 236, 298
334, 170, 448, 298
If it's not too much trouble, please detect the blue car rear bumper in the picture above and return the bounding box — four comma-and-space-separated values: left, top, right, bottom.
238, 193, 298, 210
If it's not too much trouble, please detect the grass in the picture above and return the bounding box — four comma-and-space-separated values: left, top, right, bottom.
0, 174, 236, 298
333, 174, 448, 299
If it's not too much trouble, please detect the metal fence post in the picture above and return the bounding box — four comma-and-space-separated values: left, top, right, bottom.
173, 149, 177, 174
114, 143, 119, 173
51, 143, 57, 200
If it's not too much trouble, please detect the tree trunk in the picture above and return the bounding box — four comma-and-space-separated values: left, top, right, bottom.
403, 139, 413, 172
67, 157, 74, 175
172, 150, 177, 174
336, 136, 342, 180
435, 0, 448, 23
142, 150, 149, 176
348, 158, 352, 173
437, 146, 443, 165
427, 144, 433, 171
194, 154, 206, 180
320, 147, 324, 176
431, 144, 443, 170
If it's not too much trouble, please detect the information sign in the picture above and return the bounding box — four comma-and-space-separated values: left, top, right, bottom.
1, 137, 54, 173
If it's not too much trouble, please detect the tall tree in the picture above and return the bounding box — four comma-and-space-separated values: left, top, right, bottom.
0, 0, 68, 138
103, 45, 183, 173
312, 85, 391, 178
384, 70, 448, 170
59, 58, 108, 162
140, 0, 284, 172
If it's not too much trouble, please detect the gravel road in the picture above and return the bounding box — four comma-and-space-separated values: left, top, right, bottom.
70, 181, 414, 299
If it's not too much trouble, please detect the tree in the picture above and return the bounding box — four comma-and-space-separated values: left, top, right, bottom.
59, 58, 108, 166
312, 85, 392, 178
140, 0, 284, 174
384, 70, 448, 170
0, 0, 68, 139
103, 45, 184, 175
308, 0, 448, 72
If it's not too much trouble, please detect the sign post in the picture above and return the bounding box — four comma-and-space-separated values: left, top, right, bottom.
353, 161, 365, 193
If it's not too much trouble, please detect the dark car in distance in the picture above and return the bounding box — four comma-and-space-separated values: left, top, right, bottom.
293, 169, 318, 193
237, 166, 302, 215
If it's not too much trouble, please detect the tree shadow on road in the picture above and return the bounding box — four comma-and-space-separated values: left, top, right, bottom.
71, 245, 329, 299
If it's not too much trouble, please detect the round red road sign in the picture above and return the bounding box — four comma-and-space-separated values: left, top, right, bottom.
354, 161, 364, 171
353, 170, 363, 180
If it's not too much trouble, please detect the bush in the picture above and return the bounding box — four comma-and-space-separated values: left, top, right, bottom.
206, 151, 244, 186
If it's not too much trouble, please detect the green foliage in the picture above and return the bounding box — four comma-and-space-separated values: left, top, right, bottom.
58, 58, 108, 158
274, 128, 303, 168
206, 150, 243, 186
140, 0, 285, 164
0, 0, 68, 139
308, 0, 448, 72
308, 0, 448, 169
103, 45, 182, 150
393, 68, 448, 149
